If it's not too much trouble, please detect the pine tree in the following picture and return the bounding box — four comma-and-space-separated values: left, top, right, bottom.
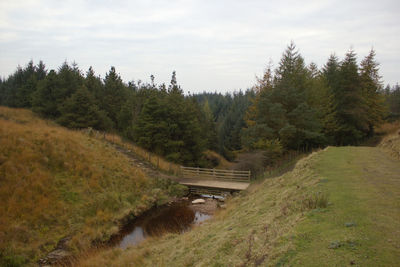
133, 93, 169, 154
102, 66, 127, 128
15, 61, 37, 107
31, 70, 61, 118
360, 49, 386, 136
334, 49, 368, 144
57, 85, 112, 130
85, 67, 104, 107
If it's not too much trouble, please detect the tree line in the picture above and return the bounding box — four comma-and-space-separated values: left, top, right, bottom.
0, 43, 398, 167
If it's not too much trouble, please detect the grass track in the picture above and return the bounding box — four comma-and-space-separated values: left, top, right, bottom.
289, 146, 400, 266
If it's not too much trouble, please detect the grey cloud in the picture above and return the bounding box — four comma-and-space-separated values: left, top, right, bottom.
0, 0, 399, 92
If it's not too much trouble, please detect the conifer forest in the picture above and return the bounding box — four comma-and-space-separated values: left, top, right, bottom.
1, 43, 399, 166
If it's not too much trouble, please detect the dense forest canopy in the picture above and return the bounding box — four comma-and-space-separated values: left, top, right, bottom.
1, 43, 398, 166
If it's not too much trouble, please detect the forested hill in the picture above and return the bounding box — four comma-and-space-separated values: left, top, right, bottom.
1, 42, 399, 167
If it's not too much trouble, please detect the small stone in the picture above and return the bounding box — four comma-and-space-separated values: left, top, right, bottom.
345, 222, 356, 227
182, 197, 189, 200
350, 260, 355, 265
328, 241, 341, 249
192, 199, 205, 204
218, 198, 225, 202
219, 204, 227, 209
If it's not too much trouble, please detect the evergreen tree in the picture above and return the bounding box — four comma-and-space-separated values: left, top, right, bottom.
56, 61, 84, 104
133, 92, 169, 154
360, 49, 386, 136
57, 85, 112, 130
335, 49, 368, 144
243, 43, 324, 151
14, 61, 37, 107
384, 84, 400, 119
31, 70, 61, 118
102, 66, 127, 128
84, 66, 104, 107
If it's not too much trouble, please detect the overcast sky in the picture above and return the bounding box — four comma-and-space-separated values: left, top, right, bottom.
0, 0, 399, 93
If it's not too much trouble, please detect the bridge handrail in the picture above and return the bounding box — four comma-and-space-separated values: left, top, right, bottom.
180, 166, 251, 182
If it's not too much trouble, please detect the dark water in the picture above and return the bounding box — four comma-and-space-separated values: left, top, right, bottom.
115, 202, 211, 249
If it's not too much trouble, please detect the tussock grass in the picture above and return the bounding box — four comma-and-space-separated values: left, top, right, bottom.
0, 107, 183, 265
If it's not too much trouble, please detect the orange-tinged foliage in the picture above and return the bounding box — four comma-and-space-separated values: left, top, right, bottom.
0, 106, 173, 264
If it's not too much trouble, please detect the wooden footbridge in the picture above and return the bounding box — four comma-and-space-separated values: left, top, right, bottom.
178, 167, 251, 195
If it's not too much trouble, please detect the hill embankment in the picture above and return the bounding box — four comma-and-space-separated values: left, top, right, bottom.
0, 107, 185, 266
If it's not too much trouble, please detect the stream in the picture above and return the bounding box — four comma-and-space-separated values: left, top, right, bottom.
111, 198, 215, 249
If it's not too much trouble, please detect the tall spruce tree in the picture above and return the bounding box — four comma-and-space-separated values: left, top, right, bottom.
31, 70, 61, 118
103, 66, 127, 128
335, 49, 368, 144
360, 49, 386, 136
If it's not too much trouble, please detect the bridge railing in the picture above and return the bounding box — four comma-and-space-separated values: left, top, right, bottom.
180, 167, 251, 182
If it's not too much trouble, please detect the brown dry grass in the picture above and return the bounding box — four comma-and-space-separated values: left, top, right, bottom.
91, 132, 181, 175
0, 107, 175, 265
378, 124, 400, 160
375, 121, 400, 135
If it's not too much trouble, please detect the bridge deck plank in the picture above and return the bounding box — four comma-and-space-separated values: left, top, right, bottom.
177, 178, 250, 191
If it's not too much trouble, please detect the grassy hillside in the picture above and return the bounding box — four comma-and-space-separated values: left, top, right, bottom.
0, 107, 185, 266
79, 145, 399, 266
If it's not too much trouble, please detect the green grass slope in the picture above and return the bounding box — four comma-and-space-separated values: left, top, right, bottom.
0, 107, 186, 266
80, 145, 399, 266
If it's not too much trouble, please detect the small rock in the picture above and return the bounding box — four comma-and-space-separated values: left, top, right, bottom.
328, 241, 341, 249
350, 260, 356, 265
40, 249, 72, 265
192, 199, 205, 204
219, 204, 227, 209
218, 198, 225, 202
182, 197, 189, 200
345, 222, 356, 227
